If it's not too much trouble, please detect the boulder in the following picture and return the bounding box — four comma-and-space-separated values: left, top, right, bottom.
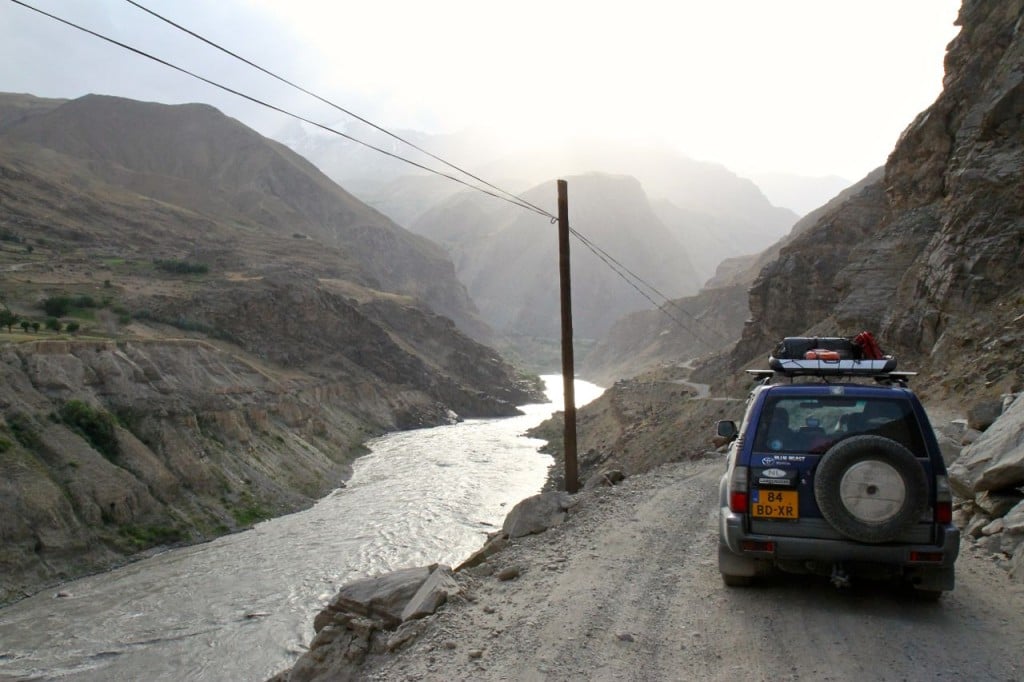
948, 394, 1024, 495
1010, 543, 1024, 584
967, 399, 1004, 431
584, 468, 627, 490
1003, 500, 1024, 536
1002, 533, 1024, 558
326, 565, 436, 629
960, 428, 984, 446
400, 565, 460, 621
456, 533, 507, 571
502, 491, 574, 538
934, 431, 963, 467
975, 490, 1024, 517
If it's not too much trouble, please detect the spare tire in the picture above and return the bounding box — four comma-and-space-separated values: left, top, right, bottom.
813, 435, 928, 543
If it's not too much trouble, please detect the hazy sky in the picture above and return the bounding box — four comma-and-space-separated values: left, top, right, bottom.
3, 0, 961, 181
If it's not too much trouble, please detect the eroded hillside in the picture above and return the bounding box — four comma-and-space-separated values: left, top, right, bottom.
0, 93, 543, 603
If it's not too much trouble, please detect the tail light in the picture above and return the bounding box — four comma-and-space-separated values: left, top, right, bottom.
934, 475, 952, 524
728, 466, 749, 513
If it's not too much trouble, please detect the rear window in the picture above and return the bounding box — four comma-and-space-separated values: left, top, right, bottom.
753, 395, 925, 455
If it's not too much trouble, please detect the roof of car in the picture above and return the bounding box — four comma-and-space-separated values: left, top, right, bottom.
755, 382, 917, 399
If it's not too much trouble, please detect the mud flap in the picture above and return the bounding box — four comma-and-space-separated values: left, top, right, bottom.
718, 542, 769, 577
907, 566, 955, 592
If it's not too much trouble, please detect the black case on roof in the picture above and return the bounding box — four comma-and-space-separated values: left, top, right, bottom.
772, 336, 860, 360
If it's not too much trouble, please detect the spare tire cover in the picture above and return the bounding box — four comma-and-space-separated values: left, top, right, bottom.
813, 435, 928, 543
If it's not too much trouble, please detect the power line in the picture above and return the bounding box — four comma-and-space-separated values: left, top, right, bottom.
120, 0, 556, 221
568, 227, 727, 346
123, 0, 726, 342
568, 227, 731, 344
9, 0, 727, 345
7, 0, 550, 218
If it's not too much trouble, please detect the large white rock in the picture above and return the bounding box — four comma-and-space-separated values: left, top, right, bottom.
502, 491, 574, 538
949, 394, 1024, 495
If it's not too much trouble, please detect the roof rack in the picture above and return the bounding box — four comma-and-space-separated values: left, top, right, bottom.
746, 363, 917, 387
768, 356, 897, 377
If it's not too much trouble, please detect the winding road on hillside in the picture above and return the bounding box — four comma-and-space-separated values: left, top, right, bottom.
355, 459, 1024, 682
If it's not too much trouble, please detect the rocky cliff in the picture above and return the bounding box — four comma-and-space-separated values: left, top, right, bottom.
564, 0, 1023, 486
722, 0, 1023, 404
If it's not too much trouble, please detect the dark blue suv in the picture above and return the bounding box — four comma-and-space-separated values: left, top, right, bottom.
716, 362, 959, 598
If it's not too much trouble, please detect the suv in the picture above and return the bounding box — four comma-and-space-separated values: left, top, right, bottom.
716, 343, 959, 597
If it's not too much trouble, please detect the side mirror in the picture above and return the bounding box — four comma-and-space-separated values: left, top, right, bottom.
716, 420, 738, 439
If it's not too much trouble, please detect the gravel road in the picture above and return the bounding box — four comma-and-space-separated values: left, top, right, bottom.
358, 458, 1024, 681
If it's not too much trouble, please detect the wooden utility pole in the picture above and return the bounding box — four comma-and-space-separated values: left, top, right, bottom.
557, 179, 579, 493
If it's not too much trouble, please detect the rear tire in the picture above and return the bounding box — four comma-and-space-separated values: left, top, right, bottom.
814, 435, 928, 543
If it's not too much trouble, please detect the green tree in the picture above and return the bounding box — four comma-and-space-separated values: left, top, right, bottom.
45, 317, 61, 332
41, 296, 72, 317
0, 308, 18, 332
31, 322, 40, 333
20, 320, 30, 333
66, 322, 80, 333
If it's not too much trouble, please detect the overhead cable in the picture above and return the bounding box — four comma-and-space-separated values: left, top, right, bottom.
568, 228, 727, 346
121, 0, 556, 221
10, 0, 727, 344
7, 0, 550, 218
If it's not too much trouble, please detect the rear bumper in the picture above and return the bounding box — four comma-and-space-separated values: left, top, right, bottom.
721, 506, 960, 567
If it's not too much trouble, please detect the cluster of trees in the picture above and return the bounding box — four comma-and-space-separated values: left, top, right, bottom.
0, 308, 79, 334
0, 294, 96, 334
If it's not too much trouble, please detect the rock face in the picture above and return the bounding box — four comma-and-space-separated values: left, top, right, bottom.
949, 393, 1024, 581
0, 339, 351, 603
723, 0, 1024, 404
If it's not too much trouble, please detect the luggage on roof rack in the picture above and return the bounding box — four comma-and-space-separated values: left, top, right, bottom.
773, 336, 859, 360
766, 332, 899, 378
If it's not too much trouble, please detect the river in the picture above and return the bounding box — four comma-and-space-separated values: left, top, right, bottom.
0, 376, 603, 682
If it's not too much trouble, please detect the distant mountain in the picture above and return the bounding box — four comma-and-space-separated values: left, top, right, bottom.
276, 129, 800, 290
412, 173, 703, 343
742, 172, 852, 216
2, 94, 493, 337
580, 168, 884, 384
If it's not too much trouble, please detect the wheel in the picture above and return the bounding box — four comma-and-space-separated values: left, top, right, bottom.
813, 435, 928, 543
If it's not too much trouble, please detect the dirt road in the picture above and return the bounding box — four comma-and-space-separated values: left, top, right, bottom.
358, 459, 1024, 681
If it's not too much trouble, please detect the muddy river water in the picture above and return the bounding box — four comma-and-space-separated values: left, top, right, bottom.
0, 376, 603, 681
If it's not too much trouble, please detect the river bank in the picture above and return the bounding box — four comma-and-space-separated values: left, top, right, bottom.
0, 376, 602, 681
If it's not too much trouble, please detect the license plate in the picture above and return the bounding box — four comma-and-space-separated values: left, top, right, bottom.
751, 489, 799, 519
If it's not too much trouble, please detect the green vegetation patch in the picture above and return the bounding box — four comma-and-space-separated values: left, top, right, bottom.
58, 400, 120, 462
118, 524, 186, 549
153, 258, 209, 275
7, 412, 42, 450
231, 504, 271, 526
39, 295, 97, 318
